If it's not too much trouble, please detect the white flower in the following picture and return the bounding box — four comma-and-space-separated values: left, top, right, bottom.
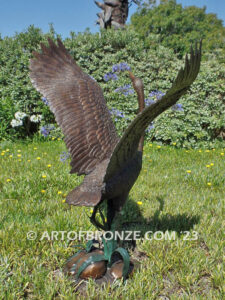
11, 119, 23, 127
30, 114, 42, 123
14, 111, 27, 120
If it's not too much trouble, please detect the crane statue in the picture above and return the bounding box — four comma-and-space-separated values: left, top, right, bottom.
30, 38, 201, 282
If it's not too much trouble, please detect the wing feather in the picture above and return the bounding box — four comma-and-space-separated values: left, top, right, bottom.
30, 38, 118, 175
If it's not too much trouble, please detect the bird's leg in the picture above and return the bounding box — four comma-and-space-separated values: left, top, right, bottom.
106, 194, 129, 247
98, 206, 107, 228
106, 194, 128, 231
90, 205, 107, 231
106, 199, 116, 231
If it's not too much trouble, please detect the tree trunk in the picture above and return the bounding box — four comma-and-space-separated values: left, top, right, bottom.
95, 0, 129, 29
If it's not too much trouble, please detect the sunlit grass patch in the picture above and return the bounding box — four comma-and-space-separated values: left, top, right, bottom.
0, 141, 224, 299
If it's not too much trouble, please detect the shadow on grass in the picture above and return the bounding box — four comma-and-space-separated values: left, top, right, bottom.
121, 196, 200, 235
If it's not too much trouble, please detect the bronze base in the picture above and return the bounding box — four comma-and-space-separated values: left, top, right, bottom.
63, 246, 140, 292
64, 259, 139, 293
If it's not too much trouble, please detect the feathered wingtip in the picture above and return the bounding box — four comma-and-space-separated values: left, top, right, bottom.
30, 37, 84, 78
172, 40, 202, 89
66, 186, 102, 207
31, 37, 72, 63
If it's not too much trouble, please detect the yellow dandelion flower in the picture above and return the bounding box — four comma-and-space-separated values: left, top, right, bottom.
137, 201, 143, 205
205, 150, 210, 153
212, 148, 215, 151
198, 150, 202, 153
221, 152, 224, 156
41, 190, 46, 193
90, 208, 94, 213
185, 150, 189, 153
47, 164, 52, 168
57, 138, 61, 141
207, 182, 212, 186
206, 165, 210, 168
27, 160, 31, 162
149, 144, 153, 147
17, 150, 21, 152
157, 145, 161, 149
1, 152, 5, 156
42, 175, 47, 178
186, 170, 191, 174
210, 163, 214, 166
9, 155, 13, 158
58, 191, 62, 195
17, 154, 21, 157
172, 142, 176, 146
6, 149, 9, 152
33, 147, 37, 150
36, 157, 41, 160
62, 199, 66, 203
52, 137, 55, 140
6, 179, 11, 182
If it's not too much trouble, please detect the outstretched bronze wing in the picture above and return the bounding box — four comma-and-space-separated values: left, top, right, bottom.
30, 38, 118, 175
105, 42, 202, 181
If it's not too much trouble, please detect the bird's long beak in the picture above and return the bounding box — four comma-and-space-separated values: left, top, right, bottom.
128, 71, 135, 81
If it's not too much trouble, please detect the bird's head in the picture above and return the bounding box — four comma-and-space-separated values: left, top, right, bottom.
127, 71, 144, 93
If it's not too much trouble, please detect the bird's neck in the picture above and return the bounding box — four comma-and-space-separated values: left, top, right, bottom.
136, 85, 145, 152
128, 71, 145, 153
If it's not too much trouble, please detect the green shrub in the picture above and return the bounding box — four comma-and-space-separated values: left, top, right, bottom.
0, 26, 56, 140
146, 58, 225, 148
0, 26, 224, 148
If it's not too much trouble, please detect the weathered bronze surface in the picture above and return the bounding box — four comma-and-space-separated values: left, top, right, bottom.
64, 251, 87, 274
30, 38, 201, 232
64, 249, 107, 279
110, 260, 134, 279
80, 260, 107, 279
30, 38, 202, 283
64, 246, 137, 284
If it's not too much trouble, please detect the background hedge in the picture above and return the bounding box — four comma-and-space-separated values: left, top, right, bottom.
0, 25, 224, 148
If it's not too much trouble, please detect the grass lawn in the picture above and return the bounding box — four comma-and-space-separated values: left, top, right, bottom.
0, 140, 224, 299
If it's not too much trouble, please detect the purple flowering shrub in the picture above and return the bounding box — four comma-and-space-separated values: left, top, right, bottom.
60, 151, 70, 163
105, 65, 185, 138
39, 98, 64, 140
40, 124, 55, 137
114, 84, 134, 96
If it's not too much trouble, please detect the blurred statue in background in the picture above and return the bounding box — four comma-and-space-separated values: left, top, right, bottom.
95, 0, 129, 29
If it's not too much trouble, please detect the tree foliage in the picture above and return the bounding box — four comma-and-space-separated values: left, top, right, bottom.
131, 0, 225, 59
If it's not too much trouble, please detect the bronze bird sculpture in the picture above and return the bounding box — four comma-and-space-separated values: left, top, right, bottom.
29, 38, 201, 233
